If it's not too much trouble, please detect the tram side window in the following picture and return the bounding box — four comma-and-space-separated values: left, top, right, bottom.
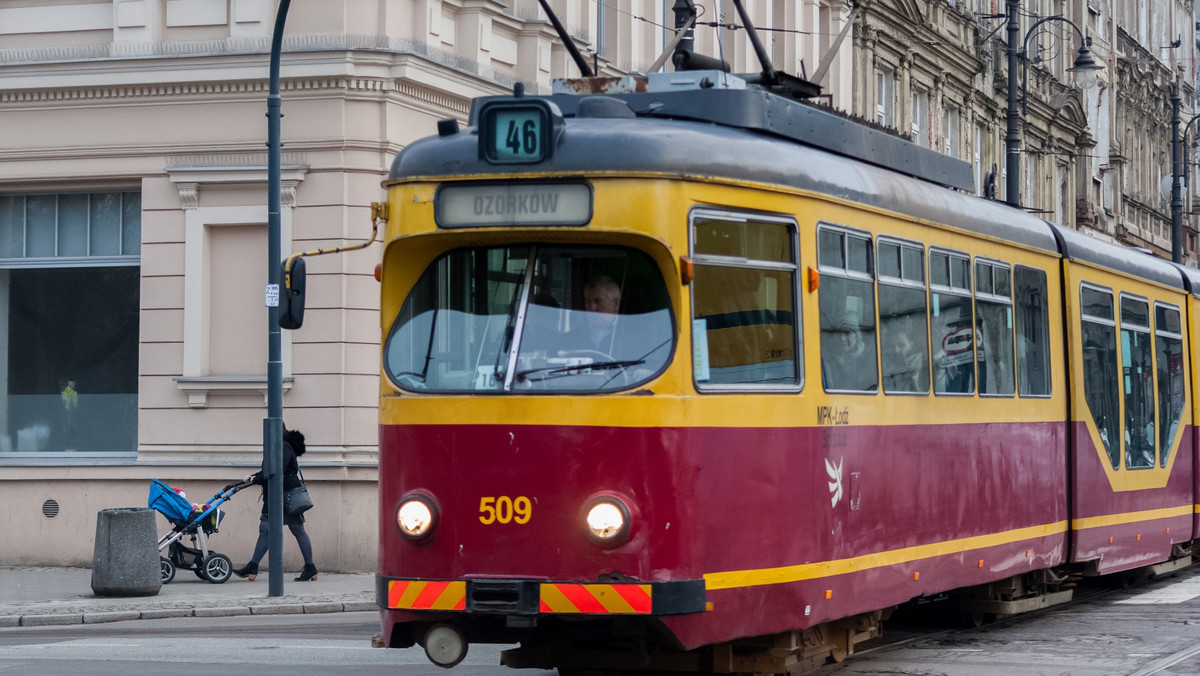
930, 249, 973, 395
1121, 296, 1154, 469
1080, 286, 1120, 469
1014, 266, 1051, 396
974, 259, 1015, 396
878, 239, 930, 394
818, 226, 878, 392
691, 212, 799, 388
1155, 304, 1184, 467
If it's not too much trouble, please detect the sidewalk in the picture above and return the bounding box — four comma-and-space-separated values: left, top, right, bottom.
0, 566, 376, 628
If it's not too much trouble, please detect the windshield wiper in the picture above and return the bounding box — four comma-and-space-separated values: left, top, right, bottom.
516, 359, 645, 382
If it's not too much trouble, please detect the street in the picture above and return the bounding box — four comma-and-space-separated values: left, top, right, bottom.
0, 611, 552, 676
4, 566, 1200, 675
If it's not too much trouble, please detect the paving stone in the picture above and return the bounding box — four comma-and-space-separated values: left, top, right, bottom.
84, 611, 142, 624
250, 604, 305, 615
139, 608, 194, 619
22, 614, 83, 626
193, 606, 250, 618
0, 616, 19, 627
302, 602, 343, 614
343, 601, 377, 612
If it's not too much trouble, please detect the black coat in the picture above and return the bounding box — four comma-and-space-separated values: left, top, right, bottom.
249, 440, 304, 519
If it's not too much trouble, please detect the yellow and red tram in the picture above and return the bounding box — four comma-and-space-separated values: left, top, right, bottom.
372, 71, 1196, 674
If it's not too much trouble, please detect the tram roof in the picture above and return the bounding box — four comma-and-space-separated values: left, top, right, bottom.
1050, 224, 1185, 291
389, 87, 1059, 253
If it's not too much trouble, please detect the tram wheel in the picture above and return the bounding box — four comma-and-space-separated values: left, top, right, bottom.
961, 609, 993, 628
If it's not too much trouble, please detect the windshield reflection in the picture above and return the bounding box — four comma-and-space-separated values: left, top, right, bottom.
386, 245, 674, 393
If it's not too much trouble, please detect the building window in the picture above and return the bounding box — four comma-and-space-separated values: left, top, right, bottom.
912, 88, 929, 146
945, 105, 960, 158
876, 68, 895, 128
0, 192, 140, 456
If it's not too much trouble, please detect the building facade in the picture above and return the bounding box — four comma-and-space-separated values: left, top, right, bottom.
0, 0, 853, 569
4, 0, 1191, 570
854, 0, 1197, 261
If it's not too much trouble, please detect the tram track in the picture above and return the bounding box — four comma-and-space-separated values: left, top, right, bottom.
810, 582, 1153, 674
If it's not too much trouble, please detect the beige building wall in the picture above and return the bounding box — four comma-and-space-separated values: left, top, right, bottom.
1, 1, 841, 570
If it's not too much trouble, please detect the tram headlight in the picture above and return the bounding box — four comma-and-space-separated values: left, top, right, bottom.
396, 493, 438, 542
582, 495, 632, 548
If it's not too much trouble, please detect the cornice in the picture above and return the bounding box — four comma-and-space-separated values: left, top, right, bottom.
0, 76, 399, 104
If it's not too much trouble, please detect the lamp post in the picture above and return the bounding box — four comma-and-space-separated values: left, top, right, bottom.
1171, 87, 1200, 265
265, 0, 293, 598
1004, 0, 1103, 208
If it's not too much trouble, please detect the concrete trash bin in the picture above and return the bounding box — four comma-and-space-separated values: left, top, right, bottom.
91, 507, 161, 597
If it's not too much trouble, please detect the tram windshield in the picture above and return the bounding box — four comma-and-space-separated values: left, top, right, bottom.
385, 245, 674, 393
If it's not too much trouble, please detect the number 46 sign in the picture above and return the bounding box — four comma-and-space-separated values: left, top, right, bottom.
479, 99, 557, 164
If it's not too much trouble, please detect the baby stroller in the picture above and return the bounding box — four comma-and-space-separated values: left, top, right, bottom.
147, 478, 251, 584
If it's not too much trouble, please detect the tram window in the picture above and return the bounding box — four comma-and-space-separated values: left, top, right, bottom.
384, 245, 674, 393
691, 212, 799, 389
818, 225, 878, 393
974, 259, 1015, 397
878, 239, 930, 394
1155, 304, 1184, 467
930, 249, 973, 395
1014, 266, 1051, 397
1080, 285, 1120, 469
1121, 296, 1154, 469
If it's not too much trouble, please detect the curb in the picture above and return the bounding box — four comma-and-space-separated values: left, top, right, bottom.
0, 601, 378, 627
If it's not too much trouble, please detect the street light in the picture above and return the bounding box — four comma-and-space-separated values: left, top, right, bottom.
1170, 85, 1200, 264
1005, 0, 1104, 208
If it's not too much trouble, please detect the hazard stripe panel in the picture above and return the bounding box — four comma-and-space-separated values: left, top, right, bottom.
388, 579, 466, 611
385, 579, 653, 614
538, 583, 653, 614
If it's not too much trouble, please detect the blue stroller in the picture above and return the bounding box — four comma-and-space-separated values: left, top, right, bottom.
147, 479, 251, 584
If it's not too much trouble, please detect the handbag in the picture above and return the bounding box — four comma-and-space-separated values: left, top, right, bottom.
284, 467, 314, 515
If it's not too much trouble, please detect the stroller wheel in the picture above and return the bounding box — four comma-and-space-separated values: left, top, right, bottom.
160, 556, 176, 584
202, 553, 233, 584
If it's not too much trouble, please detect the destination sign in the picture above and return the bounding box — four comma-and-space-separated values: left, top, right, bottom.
435, 182, 592, 228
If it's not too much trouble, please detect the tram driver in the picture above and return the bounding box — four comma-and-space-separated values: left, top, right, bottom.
565, 275, 623, 355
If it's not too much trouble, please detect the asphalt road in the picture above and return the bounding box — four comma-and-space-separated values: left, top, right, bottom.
0, 611, 553, 676
4, 568, 1200, 675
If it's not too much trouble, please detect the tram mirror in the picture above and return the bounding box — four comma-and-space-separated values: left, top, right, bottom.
279, 256, 306, 330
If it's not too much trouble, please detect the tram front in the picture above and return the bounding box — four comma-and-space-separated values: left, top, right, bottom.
375, 96, 708, 670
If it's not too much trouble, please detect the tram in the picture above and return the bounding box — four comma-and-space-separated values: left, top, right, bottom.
369, 6, 1197, 675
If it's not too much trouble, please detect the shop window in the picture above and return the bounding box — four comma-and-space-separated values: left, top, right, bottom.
0, 192, 140, 456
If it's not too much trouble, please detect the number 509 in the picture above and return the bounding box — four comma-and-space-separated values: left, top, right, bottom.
479, 496, 532, 525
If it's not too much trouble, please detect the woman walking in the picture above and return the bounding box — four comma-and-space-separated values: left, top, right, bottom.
233, 427, 318, 581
